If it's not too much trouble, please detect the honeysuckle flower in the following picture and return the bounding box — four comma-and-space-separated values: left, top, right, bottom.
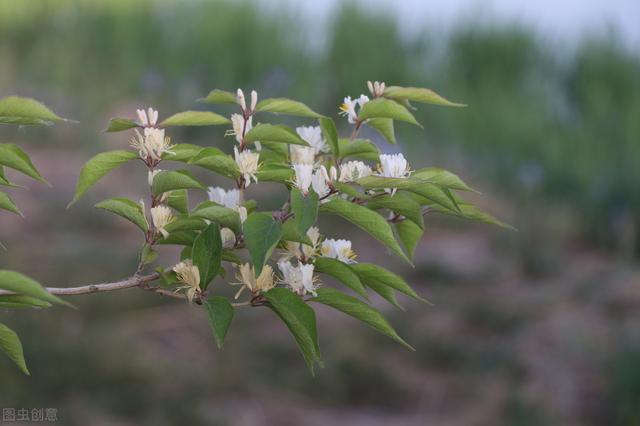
237, 206, 248, 223
292, 163, 314, 195
137, 107, 159, 127
296, 126, 328, 155
321, 238, 357, 263
339, 95, 370, 124
311, 165, 336, 199
233, 263, 274, 299
234, 146, 260, 187
207, 187, 241, 209
289, 145, 316, 165
221, 227, 236, 249
250, 90, 258, 111
228, 113, 246, 144
277, 260, 318, 296
150, 205, 174, 238
282, 226, 322, 261
236, 88, 247, 111
367, 80, 386, 98
173, 259, 201, 303
130, 128, 174, 162
339, 160, 372, 182
378, 153, 410, 178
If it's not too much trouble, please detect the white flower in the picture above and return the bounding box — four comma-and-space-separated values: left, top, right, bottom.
237, 206, 248, 223
339, 95, 370, 124
292, 163, 314, 195
378, 153, 410, 178
236, 88, 247, 110
234, 146, 260, 187
277, 260, 318, 296
221, 227, 236, 249
339, 161, 372, 182
321, 238, 357, 263
130, 128, 173, 162
207, 187, 241, 209
173, 259, 201, 303
250, 90, 258, 111
150, 205, 174, 238
302, 227, 321, 258
289, 145, 316, 165
311, 165, 336, 199
233, 263, 274, 299
296, 126, 328, 155
367, 80, 386, 97
137, 107, 159, 127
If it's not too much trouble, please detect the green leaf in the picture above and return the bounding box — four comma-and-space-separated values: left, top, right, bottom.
428, 196, 515, 230
311, 288, 413, 350
351, 263, 428, 304
264, 288, 322, 373
362, 278, 404, 310
222, 249, 243, 264
319, 117, 339, 156
157, 231, 197, 246
244, 123, 308, 146
395, 219, 424, 260
152, 170, 205, 196
0, 270, 68, 306
167, 189, 189, 214
337, 138, 380, 161
281, 220, 313, 246
69, 150, 138, 206
164, 143, 205, 162
189, 148, 239, 179
192, 201, 242, 234
366, 192, 424, 229
0, 144, 47, 184
367, 118, 396, 144
0, 191, 22, 216
164, 216, 206, 233
203, 296, 234, 349
291, 188, 318, 236
358, 98, 421, 126
313, 257, 367, 299
140, 244, 158, 266
319, 198, 411, 264
198, 89, 237, 104
0, 96, 63, 125
383, 86, 466, 107
243, 212, 282, 276
105, 118, 139, 132
192, 223, 223, 288
255, 98, 324, 118
95, 197, 148, 233
0, 323, 29, 375
256, 164, 293, 183
160, 110, 231, 127
412, 168, 477, 192
0, 295, 52, 309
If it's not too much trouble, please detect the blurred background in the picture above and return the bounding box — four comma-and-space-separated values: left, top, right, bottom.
1, 0, 640, 424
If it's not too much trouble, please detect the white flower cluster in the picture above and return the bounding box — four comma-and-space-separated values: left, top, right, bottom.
130, 107, 174, 163
290, 125, 336, 198
207, 186, 249, 248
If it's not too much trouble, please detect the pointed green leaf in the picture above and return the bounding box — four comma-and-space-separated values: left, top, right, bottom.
198, 89, 237, 104
95, 197, 148, 233
244, 123, 308, 146
163, 216, 206, 233
0, 295, 52, 309
366, 192, 424, 229
412, 168, 477, 192
203, 296, 234, 348
192, 223, 223, 288
281, 220, 313, 246
160, 110, 231, 127
69, 150, 138, 206
255, 98, 324, 118
358, 98, 421, 126
351, 263, 428, 304
264, 288, 322, 373
363, 278, 405, 310
157, 231, 197, 246
0, 144, 47, 184
105, 118, 139, 132
0, 96, 63, 125
367, 118, 396, 144
0, 270, 68, 306
395, 219, 424, 259
256, 164, 293, 183
383, 86, 466, 107
152, 170, 205, 196
291, 188, 318, 236
192, 201, 242, 234
319, 198, 411, 264
0, 192, 22, 216
243, 212, 282, 276
0, 323, 29, 375
163, 143, 206, 162
313, 257, 367, 299
337, 139, 380, 161
319, 117, 339, 156
189, 148, 239, 179
166, 189, 189, 214
311, 288, 413, 349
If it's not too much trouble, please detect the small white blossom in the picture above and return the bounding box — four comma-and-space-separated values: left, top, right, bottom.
367, 80, 386, 98
130, 128, 173, 162
137, 107, 159, 127
173, 260, 201, 303
296, 126, 328, 155
378, 153, 410, 178
207, 187, 241, 209
292, 163, 314, 195
339, 161, 372, 182
321, 238, 357, 263
250, 90, 258, 111
150, 205, 174, 238
237, 206, 248, 223
302, 227, 322, 258
277, 260, 318, 296
236, 88, 247, 111
221, 227, 236, 249
339, 95, 370, 124
289, 145, 316, 165
233, 263, 275, 299
234, 146, 260, 187
311, 165, 336, 199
